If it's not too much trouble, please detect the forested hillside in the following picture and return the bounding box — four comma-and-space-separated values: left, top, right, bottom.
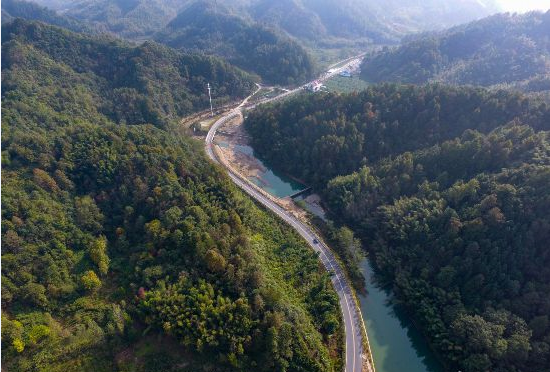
3, 0, 316, 85
2, 20, 254, 129
245, 85, 550, 372
155, 1, 315, 85
1, 20, 343, 372
247, 85, 550, 184
361, 11, 550, 94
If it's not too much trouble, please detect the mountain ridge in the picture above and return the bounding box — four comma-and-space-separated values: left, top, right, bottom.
154, 0, 316, 85
5, 0, 504, 44
360, 10, 550, 97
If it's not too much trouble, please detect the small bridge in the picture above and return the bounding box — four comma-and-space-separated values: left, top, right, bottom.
289, 187, 312, 199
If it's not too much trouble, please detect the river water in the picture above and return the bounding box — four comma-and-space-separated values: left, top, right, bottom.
218, 142, 306, 198
229, 143, 444, 372
359, 261, 444, 372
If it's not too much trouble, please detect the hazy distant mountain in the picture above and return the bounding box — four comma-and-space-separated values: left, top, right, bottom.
16, 0, 75, 10
361, 0, 502, 34
250, 0, 501, 44
1, 0, 87, 31
361, 11, 550, 93
60, 0, 193, 38
16, 0, 502, 44
3, 0, 506, 82
245, 0, 393, 46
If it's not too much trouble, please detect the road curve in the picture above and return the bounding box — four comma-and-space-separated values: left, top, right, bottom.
205, 76, 368, 372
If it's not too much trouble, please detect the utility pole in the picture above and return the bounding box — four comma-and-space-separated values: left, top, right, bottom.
207, 83, 214, 117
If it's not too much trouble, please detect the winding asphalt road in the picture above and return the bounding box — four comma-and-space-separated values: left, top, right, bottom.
205, 57, 371, 372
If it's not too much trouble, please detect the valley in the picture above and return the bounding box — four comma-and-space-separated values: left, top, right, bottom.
204, 80, 372, 372
204, 77, 446, 372
2, 2, 550, 372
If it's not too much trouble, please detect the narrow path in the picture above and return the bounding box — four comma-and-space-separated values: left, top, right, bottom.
204, 59, 374, 372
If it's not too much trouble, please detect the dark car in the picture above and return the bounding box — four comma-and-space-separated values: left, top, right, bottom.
313, 239, 319, 244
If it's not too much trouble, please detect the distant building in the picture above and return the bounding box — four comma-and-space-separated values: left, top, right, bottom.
305, 80, 323, 92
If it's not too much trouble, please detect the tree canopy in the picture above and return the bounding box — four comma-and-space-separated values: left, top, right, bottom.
245, 85, 550, 372
361, 11, 550, 97
1, 19, 342, 372
154, 1, 315, 85
2, 19, 255, 129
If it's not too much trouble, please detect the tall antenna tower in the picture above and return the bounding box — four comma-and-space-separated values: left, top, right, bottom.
207, 83, 214, 117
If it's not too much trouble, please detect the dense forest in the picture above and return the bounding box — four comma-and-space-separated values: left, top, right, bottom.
1, 19, 343, 372
361, 11, 550, 95
245, 85, 550, 372
247, 84, 550, 184
2, 20, 255, 129
154, 1, 315, 85
2, 0, 316, 85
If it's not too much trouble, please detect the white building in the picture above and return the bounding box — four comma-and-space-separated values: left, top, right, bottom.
305, 80, 323, 92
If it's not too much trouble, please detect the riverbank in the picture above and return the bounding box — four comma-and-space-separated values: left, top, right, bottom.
213, 114, 313, 221
358, 262, 443, 372
213, 108, 444, 372
203, 58, 380, 372
211, 110, 374, 372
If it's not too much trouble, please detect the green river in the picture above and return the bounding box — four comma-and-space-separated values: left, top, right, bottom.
230, 143, 444, 372
359, 262, 444, 372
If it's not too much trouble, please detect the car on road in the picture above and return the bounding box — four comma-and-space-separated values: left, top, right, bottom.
313, 238, 319, 244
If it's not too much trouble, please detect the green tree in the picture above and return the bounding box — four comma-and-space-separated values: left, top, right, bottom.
89, 236, 109, 275
81, 270, 101, 292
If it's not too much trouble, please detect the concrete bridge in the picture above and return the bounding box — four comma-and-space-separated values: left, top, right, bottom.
289, 187, 312, 199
